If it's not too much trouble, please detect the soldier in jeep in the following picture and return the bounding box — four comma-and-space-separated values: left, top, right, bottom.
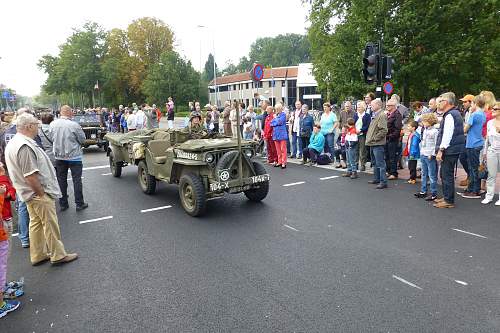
182, 111, 211, 140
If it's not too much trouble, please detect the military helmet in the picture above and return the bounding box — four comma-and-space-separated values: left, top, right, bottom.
189, 111, 202, 121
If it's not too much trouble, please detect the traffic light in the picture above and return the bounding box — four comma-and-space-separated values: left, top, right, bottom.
363, 43, 378, 84
382, 56, 395, 79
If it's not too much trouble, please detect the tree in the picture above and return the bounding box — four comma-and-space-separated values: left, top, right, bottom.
127, 17, 174, 68
203, 53, 218, 82
247, 33, 310, 67
142, 51, 199, 107
101, 28, 144, 106
308, 0, 499, 104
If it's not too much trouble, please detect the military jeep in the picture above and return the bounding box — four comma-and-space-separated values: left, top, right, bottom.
74, 113, 108, 150
104, 129, 270, 216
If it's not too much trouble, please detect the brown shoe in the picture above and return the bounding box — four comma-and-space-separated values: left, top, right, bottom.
433, 201, 454, 208
433, 197, 445, 203
32, 256, 50, 266
51, 253, 78, 266
459, 178, 468, 187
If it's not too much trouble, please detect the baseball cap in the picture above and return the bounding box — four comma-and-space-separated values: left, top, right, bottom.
460, 94, 474, 102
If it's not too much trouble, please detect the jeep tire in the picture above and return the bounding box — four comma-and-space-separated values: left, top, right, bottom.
244, 161, 269, 202
179, 173, 206, 217
138, 160, 156, 194
109, 150, 123, 178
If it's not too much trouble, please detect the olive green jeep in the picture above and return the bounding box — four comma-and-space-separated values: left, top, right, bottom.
104, 129, 269, 216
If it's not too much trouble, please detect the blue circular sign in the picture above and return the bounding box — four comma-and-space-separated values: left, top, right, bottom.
383, 81, 394, 95
252, 63, 264, 81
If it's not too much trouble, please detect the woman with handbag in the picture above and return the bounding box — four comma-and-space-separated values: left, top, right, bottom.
481, 101, 500, 205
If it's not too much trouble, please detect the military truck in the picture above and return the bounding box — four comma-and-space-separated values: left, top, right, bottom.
104, 128, 269, 216
73, 113, 108, 150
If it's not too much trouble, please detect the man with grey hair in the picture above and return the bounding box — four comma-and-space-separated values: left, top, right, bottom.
50, 105, 88, 211
5, 113, 78, 265
0, 107, 41, 248
365, 99, 388, 189
433, 92, 465, 208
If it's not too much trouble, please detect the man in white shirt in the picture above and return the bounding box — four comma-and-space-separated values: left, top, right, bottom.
290, 100, 303, 158
135, 107, 146, 130
127, 110, 137, 131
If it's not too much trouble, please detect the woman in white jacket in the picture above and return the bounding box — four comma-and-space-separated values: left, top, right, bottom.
481, 101, 500, 205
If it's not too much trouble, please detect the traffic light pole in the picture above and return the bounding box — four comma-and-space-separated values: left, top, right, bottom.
375, 39, 383, 99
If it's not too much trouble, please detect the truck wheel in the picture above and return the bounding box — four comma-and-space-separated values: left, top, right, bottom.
109, 151, 122, 178
244, 161, 269, 202
138, 160, 156, 194
179, 173, 206, 217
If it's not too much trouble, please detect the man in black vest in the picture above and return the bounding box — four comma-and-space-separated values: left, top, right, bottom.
434, 92, 466, 208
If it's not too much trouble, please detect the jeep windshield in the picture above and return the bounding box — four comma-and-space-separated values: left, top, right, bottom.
73, 114, 101, 125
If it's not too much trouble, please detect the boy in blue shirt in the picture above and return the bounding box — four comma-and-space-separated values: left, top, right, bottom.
461, 95, 486, 199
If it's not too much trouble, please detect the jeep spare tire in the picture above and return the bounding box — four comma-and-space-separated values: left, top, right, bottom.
244, 161, 269, 202
215, 150, 239, 182
179, 173, 206, 217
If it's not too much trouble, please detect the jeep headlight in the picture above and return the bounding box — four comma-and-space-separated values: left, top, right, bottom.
243, 149, 254, 158
205, 153, 214, 163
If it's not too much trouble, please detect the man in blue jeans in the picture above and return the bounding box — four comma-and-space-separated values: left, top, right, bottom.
434, 92, 466, 208
50, 105, 89, 211
460, 95, 486, 199
365, 99, 389, 189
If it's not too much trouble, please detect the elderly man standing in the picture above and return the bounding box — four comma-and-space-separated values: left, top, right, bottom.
434, 92, 466, 208
5, 113, 77, 265
50, 105, 88, 211
365, 99, 388, 189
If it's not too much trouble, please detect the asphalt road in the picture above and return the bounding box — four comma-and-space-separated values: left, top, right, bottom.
2, 147, 500, 332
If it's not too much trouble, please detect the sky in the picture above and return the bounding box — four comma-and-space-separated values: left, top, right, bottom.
0, 0, 310, 97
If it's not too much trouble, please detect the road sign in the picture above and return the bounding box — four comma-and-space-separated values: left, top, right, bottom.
2, 91, 10, 99
252, 63, 264, 81
383, 81, 394, 95
303, 94, 322, 99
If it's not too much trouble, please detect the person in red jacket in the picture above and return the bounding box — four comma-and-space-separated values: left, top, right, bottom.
0, 163, 15, 221
263, 106, 277, 165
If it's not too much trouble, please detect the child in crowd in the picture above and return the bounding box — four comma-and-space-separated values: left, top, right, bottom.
403, 120, 421, 184
343, 118, 359, 178
243, 116, 254, 140
0, 163, 16, 226
334, 125, 348, 169
414, 113, 439, 200
0, 183, 20, 318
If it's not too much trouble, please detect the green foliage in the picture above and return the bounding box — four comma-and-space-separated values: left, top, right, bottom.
142, 51, 200, 107
203, 53, 218, 81
215, 34, 311, 78
308, 0, 499, 104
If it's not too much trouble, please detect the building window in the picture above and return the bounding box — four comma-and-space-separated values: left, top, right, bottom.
246, 83, 249, 89
254, 81, 262, 88
219, 85, 229, 92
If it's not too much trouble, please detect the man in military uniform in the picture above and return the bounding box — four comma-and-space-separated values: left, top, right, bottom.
183, 111, 210, 139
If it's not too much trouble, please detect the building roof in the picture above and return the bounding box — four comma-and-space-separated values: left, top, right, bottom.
209, 66, 298, 86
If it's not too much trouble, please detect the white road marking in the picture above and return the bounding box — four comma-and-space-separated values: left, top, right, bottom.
452, 228, 487, 239
140, 205, 172, 213
283, 224, 299, 232
283, 181, 305, 187
12, 233, 19, 237
455, 280, 468, 286
392, 275, 423, 290
207, 197, 224, 201
82, 165, 108, 171
79, 216, 113, 224
101, 172, 112, 176
320, 175, 340, 180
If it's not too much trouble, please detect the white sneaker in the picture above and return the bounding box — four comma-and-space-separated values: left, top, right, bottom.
481, 198, 493, 205
495, 199, 500, 206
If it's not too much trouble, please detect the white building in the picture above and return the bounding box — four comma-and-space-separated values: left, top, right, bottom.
208, 63, 322, 109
